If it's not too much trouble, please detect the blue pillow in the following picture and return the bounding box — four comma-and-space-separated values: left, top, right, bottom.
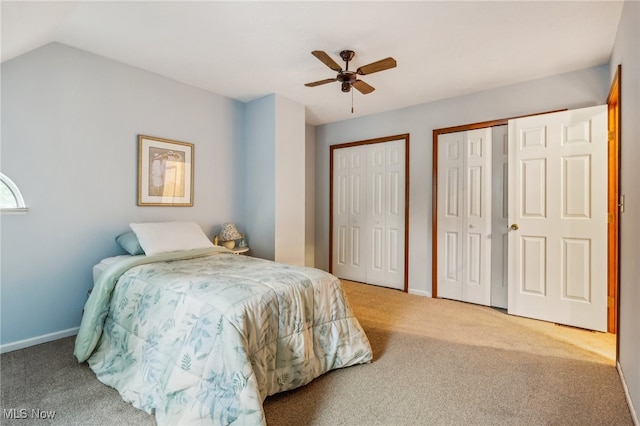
116, 231, 145, 255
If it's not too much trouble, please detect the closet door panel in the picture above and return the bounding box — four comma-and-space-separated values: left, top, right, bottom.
383, 140, 406, 289
333, 150, 350, 275
333, 147, 367, 282
491, 125, 509, 309
437, 132, 464, 300
463, 128, 492, 306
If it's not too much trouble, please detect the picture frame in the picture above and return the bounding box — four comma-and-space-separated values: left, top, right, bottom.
137, 135, 194, 206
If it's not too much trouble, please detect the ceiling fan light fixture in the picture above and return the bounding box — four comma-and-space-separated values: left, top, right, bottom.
341, 82, 351, 92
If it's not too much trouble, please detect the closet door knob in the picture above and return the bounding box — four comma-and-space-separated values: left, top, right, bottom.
510, 224, 519, 231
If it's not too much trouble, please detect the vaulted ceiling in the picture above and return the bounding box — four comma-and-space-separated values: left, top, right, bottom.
1, 1, 624, 125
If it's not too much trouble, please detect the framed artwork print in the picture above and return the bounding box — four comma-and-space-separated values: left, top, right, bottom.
138, 135, 194, 206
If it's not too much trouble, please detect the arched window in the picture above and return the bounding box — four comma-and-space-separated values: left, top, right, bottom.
1, 173, 28, 214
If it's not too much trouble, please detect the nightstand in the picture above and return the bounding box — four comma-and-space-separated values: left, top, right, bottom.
230, 246, 250, 255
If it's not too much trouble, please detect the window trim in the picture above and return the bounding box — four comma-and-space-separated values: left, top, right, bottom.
1, 173, 28, 214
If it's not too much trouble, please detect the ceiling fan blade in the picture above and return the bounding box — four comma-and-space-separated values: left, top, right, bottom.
352, 80, 375, 94
311, 50, 342, 72
356, 57, 397, 75
305, 78, 338, 87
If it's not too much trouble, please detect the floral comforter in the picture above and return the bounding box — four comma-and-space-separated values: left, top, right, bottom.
74, 248, 372, 425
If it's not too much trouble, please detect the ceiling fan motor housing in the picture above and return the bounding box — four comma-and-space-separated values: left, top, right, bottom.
339, 71, 357, 92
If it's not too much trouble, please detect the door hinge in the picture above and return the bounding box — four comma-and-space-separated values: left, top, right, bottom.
619, 195, 625, 213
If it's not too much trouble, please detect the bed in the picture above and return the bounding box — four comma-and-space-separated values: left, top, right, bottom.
74, 223, 372, 425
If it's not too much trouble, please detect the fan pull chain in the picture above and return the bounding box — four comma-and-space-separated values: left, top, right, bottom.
351, 89, 354, 114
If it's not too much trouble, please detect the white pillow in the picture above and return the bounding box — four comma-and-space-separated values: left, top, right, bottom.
129, 221, 214, 256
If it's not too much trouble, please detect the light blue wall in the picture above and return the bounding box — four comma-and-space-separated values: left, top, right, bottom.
1, 43, 245, 346
243, 95, 276, 260
610, 0, 640, 418
314, 65, 610, 296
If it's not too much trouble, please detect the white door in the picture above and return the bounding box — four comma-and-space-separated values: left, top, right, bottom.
333, 140, 406, 290
437, 128, 492, 305
490, 125, 509, 309
366, 141, 406, 288
507, 105, 607, 331
333, 147, 366, 282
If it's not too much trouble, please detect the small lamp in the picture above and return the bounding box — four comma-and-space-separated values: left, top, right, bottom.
219, 223, 241, 249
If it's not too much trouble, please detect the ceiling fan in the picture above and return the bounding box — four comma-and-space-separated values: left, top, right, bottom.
304, 50, 397, 94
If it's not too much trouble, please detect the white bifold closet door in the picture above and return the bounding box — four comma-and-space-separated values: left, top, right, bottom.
332, 140, 405, 290
437, 128, 492, 306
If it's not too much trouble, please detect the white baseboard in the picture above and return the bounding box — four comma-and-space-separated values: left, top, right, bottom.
618, 361, 639, 426
408, 288, 432, 298
0, 327, 79, 354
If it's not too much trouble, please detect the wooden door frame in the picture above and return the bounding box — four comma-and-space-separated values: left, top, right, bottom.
329, 133, 410, 292
607, 65, 621, 339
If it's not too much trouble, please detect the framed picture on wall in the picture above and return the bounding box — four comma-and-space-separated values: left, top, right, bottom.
137, 135, 194, 206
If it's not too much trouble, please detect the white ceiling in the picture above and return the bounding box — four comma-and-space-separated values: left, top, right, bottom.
1, 1, 624, 125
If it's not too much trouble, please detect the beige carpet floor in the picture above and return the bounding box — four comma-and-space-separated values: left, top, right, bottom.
342, 280, 616, 364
